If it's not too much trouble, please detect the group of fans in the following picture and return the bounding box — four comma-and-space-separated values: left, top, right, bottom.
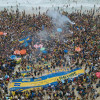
0, 6, 100, 100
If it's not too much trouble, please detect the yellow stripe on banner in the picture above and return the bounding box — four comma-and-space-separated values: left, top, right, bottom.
8, 69, 84, 90
19, 40, 24, 43
23, 87, 42, 92
26, 38, 30, 40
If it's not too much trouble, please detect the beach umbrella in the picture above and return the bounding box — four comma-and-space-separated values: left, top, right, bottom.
10, 55, 16, 60
34, 44, 39, 49
0, 32, 4, 35
75, 47, 81, 52
42, 50, 47, 54
57, 28, 62, 32
34, 44, 43, 49
5, 75, 8, 79
64, 50, 68, 53
40, 47, 45, 51
20, 49, 26, 55
96, 72, 100, 78
39, 44, 43, 48
3, 33, 7, 36
14, 50, 20, 55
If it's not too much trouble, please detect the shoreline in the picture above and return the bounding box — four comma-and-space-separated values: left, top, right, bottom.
0, 6, 100, 16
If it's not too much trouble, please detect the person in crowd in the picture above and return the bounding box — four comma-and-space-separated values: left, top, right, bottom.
0, 6, 100, 100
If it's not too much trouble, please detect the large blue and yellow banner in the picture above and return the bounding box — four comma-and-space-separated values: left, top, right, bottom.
8, 68, 84, 92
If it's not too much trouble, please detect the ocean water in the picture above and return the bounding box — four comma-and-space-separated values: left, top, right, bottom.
0, 0, 100, 14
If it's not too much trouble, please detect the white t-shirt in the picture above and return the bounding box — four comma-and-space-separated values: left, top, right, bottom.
14, 96, 18, 99
0, 77, 3, 80
21, 96, 24, 99
48, 96, 50, 99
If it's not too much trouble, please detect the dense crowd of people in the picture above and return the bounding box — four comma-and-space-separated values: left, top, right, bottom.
0, 7, 100, 100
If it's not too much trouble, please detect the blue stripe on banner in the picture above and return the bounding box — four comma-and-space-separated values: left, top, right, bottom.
14, 83, 21, 84
12, 68, 82, 82
14, 83, 21, 86
21, 71, 31, 73
14, 85, 21, 86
